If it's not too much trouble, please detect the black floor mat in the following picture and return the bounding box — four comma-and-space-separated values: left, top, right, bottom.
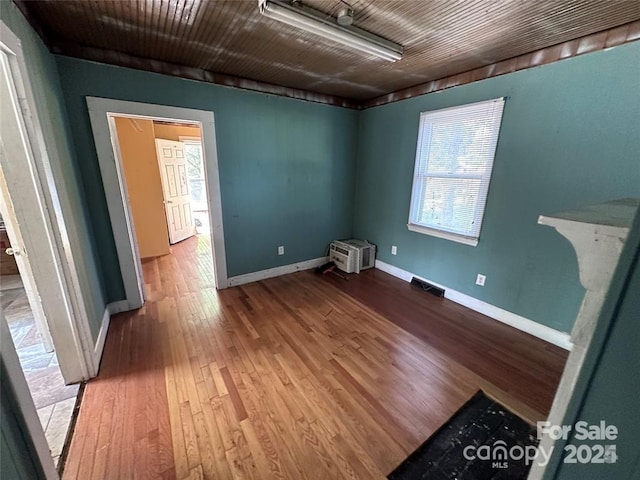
388, 391, 539, 480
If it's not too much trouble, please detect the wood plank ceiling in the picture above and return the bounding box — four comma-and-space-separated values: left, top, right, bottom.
16, 0, 640, 106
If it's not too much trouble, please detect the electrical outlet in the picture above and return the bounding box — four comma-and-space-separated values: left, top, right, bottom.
476, 274, 486, 286
391, 245, 397, 255
278, 245, 284, 255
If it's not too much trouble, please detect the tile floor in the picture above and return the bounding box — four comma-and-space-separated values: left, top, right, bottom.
1, 275, 79, 467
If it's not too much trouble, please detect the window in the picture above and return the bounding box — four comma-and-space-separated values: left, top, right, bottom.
180, 137, 207, 211
408, 98, 505, 246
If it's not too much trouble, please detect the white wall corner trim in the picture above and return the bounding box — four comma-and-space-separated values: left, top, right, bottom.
227, 257, 329, 287
375, 259, 573, 351
108, 300, 132, 315
93, 300, 132, 368
94, 307, 110, 368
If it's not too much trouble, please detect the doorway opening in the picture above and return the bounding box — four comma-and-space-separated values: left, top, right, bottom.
107, 115, 215, 287
87, 98, 228, 311
86, 97, 228, 312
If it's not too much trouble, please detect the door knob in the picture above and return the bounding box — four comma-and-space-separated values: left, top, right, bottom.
5, 247, 20, 256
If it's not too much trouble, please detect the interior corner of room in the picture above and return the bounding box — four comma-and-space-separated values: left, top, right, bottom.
1, 1, 639, 479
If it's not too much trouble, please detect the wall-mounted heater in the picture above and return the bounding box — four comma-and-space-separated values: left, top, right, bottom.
258, 0, 403, 62
329, 239, 376, 274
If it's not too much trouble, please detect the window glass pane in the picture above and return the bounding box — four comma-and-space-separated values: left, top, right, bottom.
419, 177, 481, 234
409, 98, 504, 243
426, 119, 494, 176
189, 178, 205, 205
182, 142, 206, 210
184, 143, 203, 178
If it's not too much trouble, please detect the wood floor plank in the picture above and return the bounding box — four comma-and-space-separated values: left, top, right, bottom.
163, 330, 190, 479
219, 366, 248, 422
64, 236, 567, 479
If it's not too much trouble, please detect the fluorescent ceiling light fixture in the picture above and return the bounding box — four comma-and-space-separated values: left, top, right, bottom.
259, 0, 403, 62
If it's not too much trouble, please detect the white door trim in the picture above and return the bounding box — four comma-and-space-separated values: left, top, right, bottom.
1, 21, 95, 383
178, 135, 202, 144
86, 97, 229, 310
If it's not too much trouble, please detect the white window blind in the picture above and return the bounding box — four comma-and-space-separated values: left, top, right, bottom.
408, 98, 505, 246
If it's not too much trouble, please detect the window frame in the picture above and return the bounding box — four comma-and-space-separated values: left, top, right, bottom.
407, 98, 505, 247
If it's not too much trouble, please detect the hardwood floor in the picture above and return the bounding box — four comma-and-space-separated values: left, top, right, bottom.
321, 269, 568, 418
63, 236, 568, 479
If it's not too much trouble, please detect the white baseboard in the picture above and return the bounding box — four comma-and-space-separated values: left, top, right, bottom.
375, 259, 573, 351
228, 257, 329, 287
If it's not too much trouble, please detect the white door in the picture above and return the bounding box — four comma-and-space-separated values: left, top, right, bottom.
155, 139, 195, 244
0, 168, 54, 353
0, 51, 54, 353
2, 30, 93, 384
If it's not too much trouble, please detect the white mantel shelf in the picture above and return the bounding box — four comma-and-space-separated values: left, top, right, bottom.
539, 197, 638, 239
538, 198, 638, 296
529, 197, 639, 480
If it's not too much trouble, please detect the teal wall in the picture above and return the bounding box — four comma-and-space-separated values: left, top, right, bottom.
1, 361, 46, 480
0, 2, 105, 339
55, 56, 359, 302
353, 42, 640, 332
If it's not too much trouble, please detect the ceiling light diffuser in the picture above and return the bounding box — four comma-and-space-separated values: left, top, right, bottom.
258, 0, 403, 62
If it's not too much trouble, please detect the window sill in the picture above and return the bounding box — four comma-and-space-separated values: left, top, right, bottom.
407, 223, 479, 247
